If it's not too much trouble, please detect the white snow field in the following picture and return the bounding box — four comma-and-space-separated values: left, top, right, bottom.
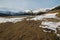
40, 21, 60, 37
27, 13, 58, 21
0, 17, 26, 23
40, 21, 60, 32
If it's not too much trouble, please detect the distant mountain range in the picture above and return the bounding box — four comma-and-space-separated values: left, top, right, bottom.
0, 6, 60, 16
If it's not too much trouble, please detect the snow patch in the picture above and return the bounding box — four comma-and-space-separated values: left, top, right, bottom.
57, 34, 60, 37
0, 17, 26, 23
40, 21, 60, 33
27, 13, 58, 21
43, 30, 51, 33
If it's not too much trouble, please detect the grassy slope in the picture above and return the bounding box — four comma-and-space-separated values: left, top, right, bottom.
0, 19, 58, 40
0, 9, 60, 40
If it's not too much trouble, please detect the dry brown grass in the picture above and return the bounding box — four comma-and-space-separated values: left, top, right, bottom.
56, 12, 60, 18
44, 18, 60, 22
0, 20, 58, 40
48, 10, 60, 13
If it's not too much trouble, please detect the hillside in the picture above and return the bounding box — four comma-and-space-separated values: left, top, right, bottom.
51, 6, 60, 10
0, 12, 60, 40
0, 6, 60, 40
48, 6, 60, 18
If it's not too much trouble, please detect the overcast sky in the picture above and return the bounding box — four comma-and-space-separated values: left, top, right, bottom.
0, 0, 60, 11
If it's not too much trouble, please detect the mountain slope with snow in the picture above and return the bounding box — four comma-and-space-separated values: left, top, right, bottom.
0, 12, 60, 40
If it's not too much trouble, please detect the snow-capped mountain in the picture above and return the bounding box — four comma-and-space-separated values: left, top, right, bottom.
0, 6, 58, 16
24, 8, 52, 14
32, 8, 52, 13
24, 9, 33, 13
